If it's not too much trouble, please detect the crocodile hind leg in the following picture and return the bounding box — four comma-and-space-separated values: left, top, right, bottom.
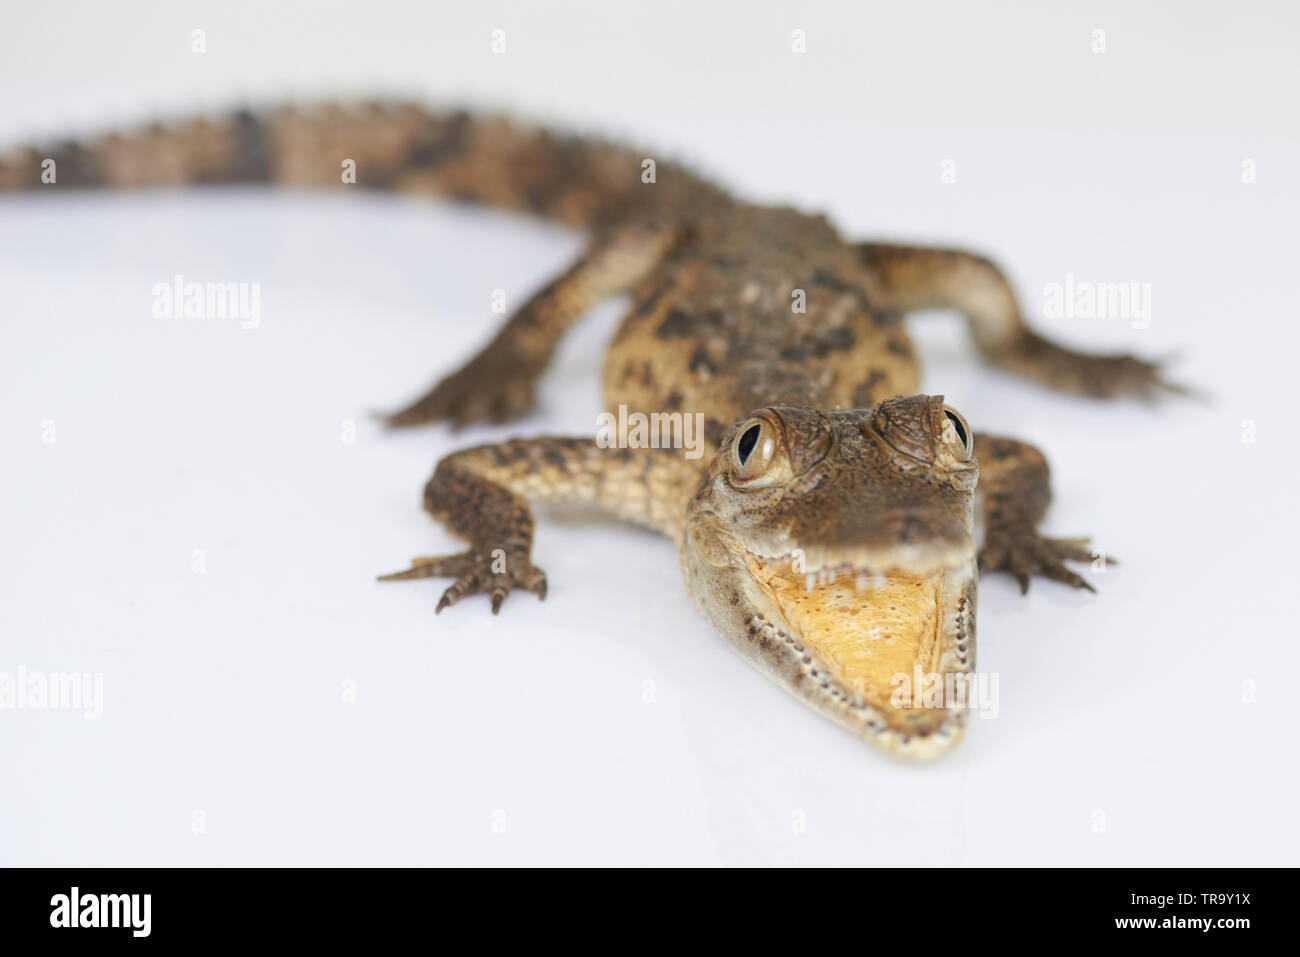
378, 437, 702, 612
973, 434, 1110, 593
384, 224, 675, 428
856, 243, 1185, 399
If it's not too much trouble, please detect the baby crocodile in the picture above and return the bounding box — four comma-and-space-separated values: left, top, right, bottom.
0, 103, 1182, 759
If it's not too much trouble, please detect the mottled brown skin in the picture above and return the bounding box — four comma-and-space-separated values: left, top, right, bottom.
0, 102, 1179, 758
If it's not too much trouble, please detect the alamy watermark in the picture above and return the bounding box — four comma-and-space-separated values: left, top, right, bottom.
890, 665, 999, 719
50, 887, 150, 937
1043, 274, 1151, 329
596, 404, 706, 460
152, 273, 261, 330
0, 666, 103, 719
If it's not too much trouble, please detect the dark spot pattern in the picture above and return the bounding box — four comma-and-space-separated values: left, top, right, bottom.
689, 347, 717, 375
224, 108, 272, 183
47, 140, 101, 188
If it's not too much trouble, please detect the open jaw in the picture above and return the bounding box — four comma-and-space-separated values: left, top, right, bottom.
741, 545, 978, 760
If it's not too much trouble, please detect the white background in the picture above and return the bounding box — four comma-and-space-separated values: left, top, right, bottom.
1, 1, 1297, 865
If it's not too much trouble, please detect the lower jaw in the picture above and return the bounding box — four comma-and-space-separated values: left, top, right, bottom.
745, 555, 976, 732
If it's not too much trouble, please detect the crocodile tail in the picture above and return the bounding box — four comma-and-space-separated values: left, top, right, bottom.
0, 101, 657, 229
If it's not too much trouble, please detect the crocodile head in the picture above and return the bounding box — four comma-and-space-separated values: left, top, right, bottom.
681, 394, 980, 760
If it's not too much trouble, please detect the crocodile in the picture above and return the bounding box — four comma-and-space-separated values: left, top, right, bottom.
0, 102, 1183, 759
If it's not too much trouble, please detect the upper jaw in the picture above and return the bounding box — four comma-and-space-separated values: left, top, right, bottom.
740, 540, 977, 585
729, 478, 978, 580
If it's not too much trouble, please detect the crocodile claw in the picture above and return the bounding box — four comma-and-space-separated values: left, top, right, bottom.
379, 549, 548, 613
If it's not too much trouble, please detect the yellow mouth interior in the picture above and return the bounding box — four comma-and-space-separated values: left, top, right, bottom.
744, 553, 958, 722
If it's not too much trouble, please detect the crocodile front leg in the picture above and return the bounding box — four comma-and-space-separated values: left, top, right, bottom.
384, 224, 675, 428
973, 434, 1109, 593
379, 437, 703, 612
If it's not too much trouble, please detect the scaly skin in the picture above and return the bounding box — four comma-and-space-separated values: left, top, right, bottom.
0, 101, 1177, 759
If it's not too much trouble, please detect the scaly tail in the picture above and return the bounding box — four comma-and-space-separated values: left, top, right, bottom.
0, 100, 664, 230
0, 101, 719, 427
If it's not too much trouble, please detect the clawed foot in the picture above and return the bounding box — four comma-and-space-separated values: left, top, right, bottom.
1000, 331, 1193, 400
382, 349, 541, 428
378, 548, 548, 614
980, 529, 1113, 594
1072, 352, 1188, 400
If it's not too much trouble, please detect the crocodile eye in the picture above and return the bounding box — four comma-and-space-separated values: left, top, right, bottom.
731, 419, 775, 480
941, 405, 973, 460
